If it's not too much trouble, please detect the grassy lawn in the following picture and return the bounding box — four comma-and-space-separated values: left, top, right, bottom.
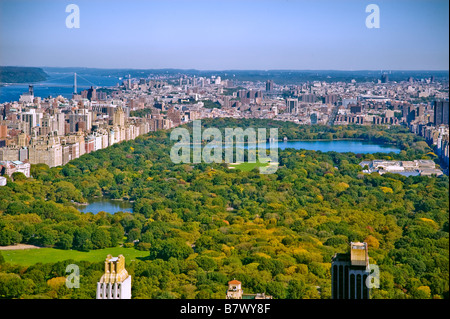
1, 247, 149, 266
228, 161, 270, 171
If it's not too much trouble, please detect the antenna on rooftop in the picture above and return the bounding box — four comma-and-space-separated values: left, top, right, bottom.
74, 72, 77, 94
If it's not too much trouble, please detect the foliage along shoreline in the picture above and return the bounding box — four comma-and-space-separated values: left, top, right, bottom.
0, 66, 48, 84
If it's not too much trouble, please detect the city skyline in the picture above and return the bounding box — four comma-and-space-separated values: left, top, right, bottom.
0, 0, 449, 71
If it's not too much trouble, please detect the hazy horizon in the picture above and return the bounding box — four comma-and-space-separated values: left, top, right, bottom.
1, 0, 448, 70
2, 66, 450, 72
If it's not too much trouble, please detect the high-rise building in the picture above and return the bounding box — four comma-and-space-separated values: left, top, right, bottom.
286, 98, 298, 114
350, 105, 362, 114
381, 73, 389, 83
68, 109, 92, 133
266, 80, 274, 92
324, 94, 338, 105
0, 122, 8, 139
113, 106, 125, 127
417, 105, 424, 118
222, 96, 231, 108
302, 94, 316, 103
434, 100, 449, 126
73, 73, 77, 94
87, 86, 97, 101
21, 109, 40, 135
96, 254, 132, 299
331, 242, 371, 299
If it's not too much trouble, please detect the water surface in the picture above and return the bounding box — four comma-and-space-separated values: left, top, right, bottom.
77, 198, 133, 214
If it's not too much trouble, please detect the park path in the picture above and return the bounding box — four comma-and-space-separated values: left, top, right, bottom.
0, 244, 41, 250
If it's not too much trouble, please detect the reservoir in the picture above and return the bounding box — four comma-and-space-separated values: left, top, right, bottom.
202, 139, 401, 154
271, 140, 400, 153
77, 198, 133, 215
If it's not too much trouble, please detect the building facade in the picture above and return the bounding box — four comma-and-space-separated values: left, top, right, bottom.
96, 254, 132, 299
226, 279, 272, 299
434, 100, 449, 126
331, 242, 371, 299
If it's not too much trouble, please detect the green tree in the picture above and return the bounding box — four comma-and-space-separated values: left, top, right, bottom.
11, 172, 27, 181
73, 228, 93, 251
0, 228, 22, 246
287, 280, 307, 299
150, 238, 193, 260
91, 228, 112, 249
0, 273, 35, 298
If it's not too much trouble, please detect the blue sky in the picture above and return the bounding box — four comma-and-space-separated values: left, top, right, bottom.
0, 0, 448, 70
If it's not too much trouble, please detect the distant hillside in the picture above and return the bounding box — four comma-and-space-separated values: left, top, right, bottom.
0, 66, 48, 83
42, 67, 449, 85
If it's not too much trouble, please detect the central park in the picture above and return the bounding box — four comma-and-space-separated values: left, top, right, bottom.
0, 119, 448, 299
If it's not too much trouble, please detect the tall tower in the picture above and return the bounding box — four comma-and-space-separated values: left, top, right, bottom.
87, 86, 97, 101
286, 98, 298, 114
113, 106, 125, 127
331, 242, 371, 299
434, 100, 449, 126
96, 254, 132, 299
74, 73, 77, 94
266, 80, 274, 92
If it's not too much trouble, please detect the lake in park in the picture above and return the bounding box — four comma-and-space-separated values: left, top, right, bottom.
77, 198, 133, 215
203, 139, 401, 154
79, 139, 399, 214
273, 140, 400, 153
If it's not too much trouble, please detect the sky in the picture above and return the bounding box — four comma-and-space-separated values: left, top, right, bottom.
0, 0, 448, 70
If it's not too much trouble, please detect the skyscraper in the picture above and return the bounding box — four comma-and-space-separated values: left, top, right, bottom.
73, 73, 77, 94
266, 80, 274, 92
302, 94, 316, 103
87, 86, 97, 101
331, 242, 371, 299
434, 100, 449, 126
113, 106, 125, 127
324, 94, 338, 105
286, 98, 298, 114
96, 254, 132, 299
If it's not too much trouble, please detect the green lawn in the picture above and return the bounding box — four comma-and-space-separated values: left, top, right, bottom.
228, 161, 270, 171
1, 247, 149, 266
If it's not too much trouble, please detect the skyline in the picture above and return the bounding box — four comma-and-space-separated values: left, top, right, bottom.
0, 0, 449, 70
3, 66, 450, 72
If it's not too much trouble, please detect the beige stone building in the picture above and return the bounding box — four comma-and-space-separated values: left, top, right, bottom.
96, 255, 132, 299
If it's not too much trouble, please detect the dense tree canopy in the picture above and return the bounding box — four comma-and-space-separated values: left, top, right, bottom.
0, 119, 448, 299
